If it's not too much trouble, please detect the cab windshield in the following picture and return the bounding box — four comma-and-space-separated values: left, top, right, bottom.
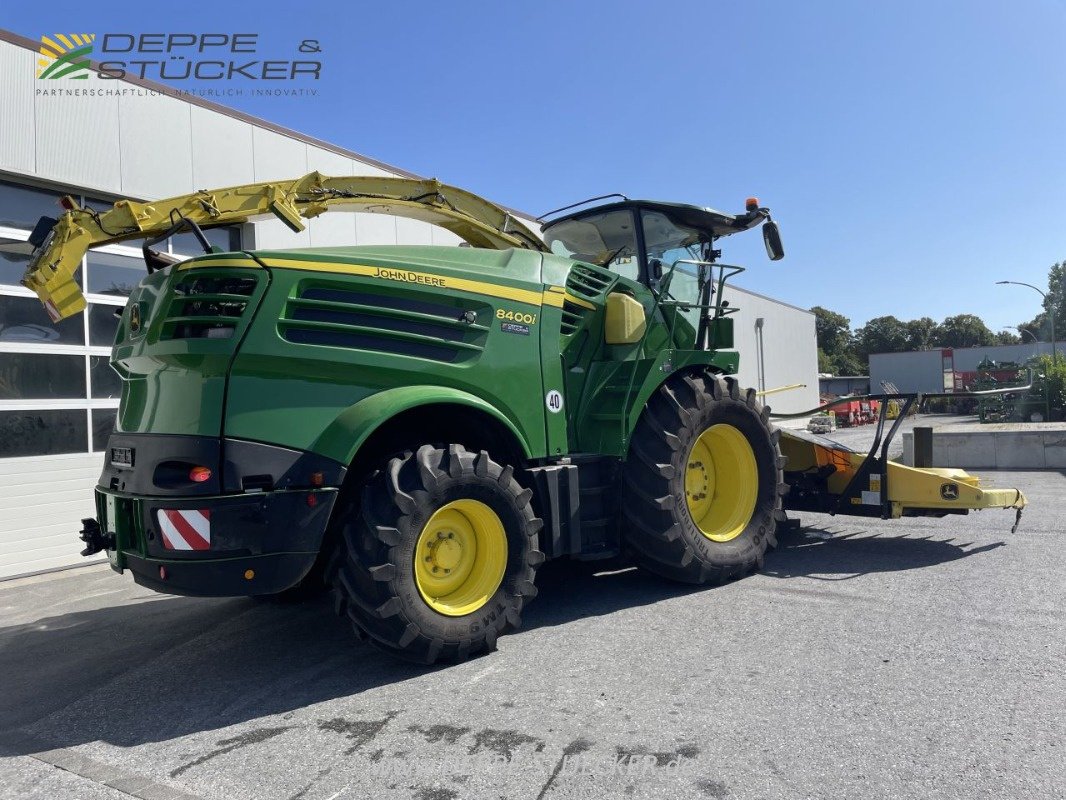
543, 207, 712, 304
544, 208, 641, 281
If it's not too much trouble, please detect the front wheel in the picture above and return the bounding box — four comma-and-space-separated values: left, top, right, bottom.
621, 371, 785, 584
328, 444, 543, 663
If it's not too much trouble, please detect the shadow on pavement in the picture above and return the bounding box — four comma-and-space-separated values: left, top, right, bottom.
0, 523, 1002, 755
0, 591, 423, 755
763, 521, 1006, 581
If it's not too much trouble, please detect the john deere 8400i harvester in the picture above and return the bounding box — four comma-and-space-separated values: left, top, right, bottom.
21, 174, 1025, 662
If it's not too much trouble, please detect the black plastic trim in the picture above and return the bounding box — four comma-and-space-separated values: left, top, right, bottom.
97, 433, 347, 496
125, 551, 318, 597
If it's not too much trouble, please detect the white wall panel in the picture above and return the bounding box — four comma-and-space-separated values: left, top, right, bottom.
118, 92, 193, 198
305, 146, 353, 177
0, 454, 104, 579
395, 217, 435, 245
305, 147, 357, 246
722, 286, 820, 415
0, 41, 36, 174
34, 75, 121, 191
247, 130, 310, 248
431, 227, 463, 246
307, 214, 357, 248
354, 212, 398, 245
190, 106, 254, 187
252, 127, 307, 182
352, 160, 395, 178
250, 217, 311, 249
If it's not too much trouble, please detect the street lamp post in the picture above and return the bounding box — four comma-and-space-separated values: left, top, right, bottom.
996, 281, 1056, 363
1006, 325, 1038, 343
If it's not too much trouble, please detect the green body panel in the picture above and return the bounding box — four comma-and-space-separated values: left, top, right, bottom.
110, 244, 742, 473
310, 385, 534, 466
555, 271, 739, 456
223, 246, 551, 458
111, 257, 269, 436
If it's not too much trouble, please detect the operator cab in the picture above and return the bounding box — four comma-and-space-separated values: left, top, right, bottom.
540, 197, 783, 348
540, 197, 782, 285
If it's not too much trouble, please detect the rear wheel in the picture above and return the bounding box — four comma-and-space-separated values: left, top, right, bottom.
621, 371, 785, 584
328, 444, 543, 663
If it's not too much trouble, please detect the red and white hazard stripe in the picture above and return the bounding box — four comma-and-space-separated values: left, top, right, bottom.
156, 509, 212, 551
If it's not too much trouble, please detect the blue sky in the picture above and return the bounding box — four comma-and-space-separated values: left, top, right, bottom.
5, 1, 1065, 330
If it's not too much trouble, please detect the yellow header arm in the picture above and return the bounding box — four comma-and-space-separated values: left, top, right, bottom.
21, 172, 547, 321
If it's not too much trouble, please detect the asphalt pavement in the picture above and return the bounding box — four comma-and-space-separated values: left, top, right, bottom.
0, 469, 1062, 800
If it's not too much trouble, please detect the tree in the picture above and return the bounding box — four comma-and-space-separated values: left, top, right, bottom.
855, 315, 909, 358
994, 330, 1021, 345
936, 314, 996, 348
905, 317, 939, 351
811, 306, 862, 374
1018, 260, 1066, 343
811, 306, 852, 354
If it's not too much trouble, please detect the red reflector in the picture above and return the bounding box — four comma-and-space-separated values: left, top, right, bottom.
159, 566, 167, 580
306, 494, 318, 507
189, 466, 212, 483
310, 471, 324, 487
59, 195, 78, 211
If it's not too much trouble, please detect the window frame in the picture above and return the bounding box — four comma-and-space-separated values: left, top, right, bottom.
0, 229, 127, 455
0, 180, 242, 457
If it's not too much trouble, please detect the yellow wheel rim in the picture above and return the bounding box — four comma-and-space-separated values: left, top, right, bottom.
414, 499, 508, 617
684, 424, 759, 542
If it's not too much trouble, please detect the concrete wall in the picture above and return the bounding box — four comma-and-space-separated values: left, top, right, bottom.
902, 426, 1066, 469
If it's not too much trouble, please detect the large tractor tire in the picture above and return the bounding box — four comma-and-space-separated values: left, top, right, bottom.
328, 444, 544, 664
621, 371, 785, 584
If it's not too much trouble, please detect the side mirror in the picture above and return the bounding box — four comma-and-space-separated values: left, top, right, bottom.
762, 219, 784, 261
648, 258, 663, 282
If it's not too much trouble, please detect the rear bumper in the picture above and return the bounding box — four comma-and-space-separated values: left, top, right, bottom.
125, 552, 319, 597
94, 486, 338, 597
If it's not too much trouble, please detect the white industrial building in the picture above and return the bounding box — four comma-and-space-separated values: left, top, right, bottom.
870, 343, 1055, 394
0, 28, 818, 579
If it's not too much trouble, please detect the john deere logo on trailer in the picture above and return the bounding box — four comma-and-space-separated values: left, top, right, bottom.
37, 34, 95, 79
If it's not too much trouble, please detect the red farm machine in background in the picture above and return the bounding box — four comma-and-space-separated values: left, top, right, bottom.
828, 398, 881, 428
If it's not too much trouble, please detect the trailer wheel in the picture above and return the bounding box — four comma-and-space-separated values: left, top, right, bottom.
621, 371, 785, 584
328, 444, 543, 664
